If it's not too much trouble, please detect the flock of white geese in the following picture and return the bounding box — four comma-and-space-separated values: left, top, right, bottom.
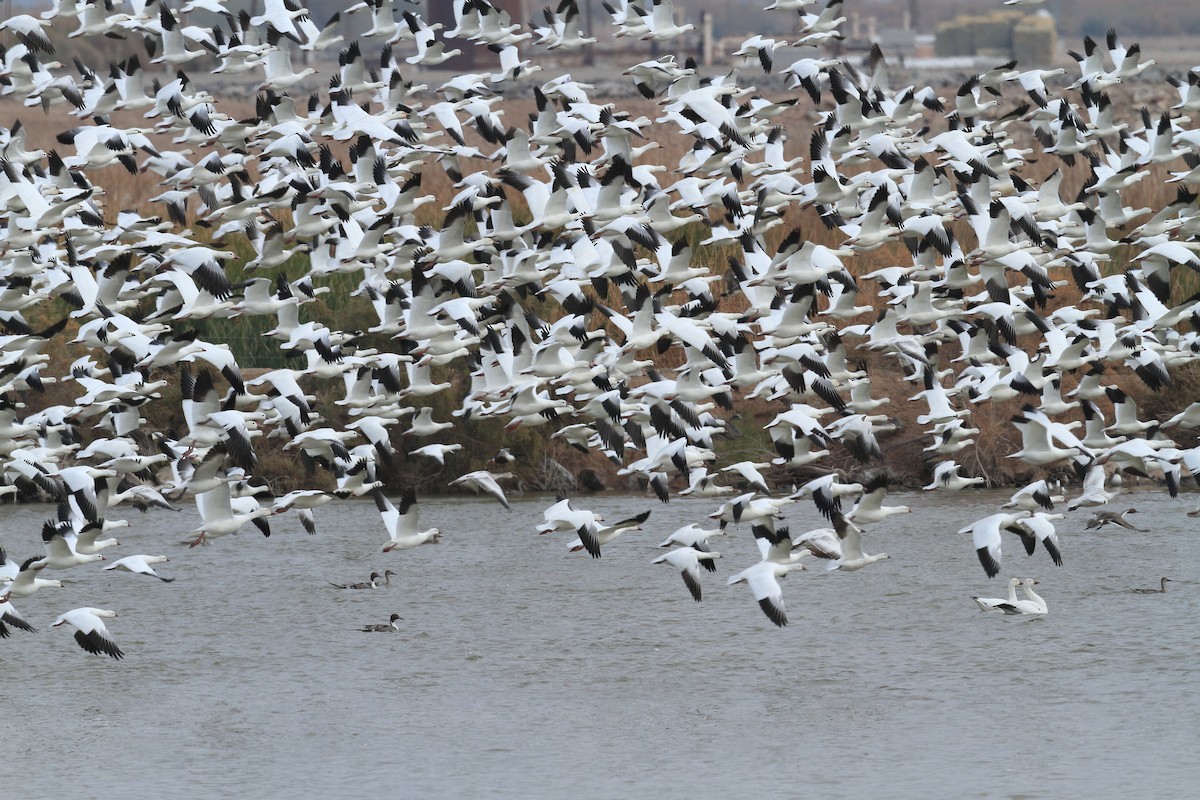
0, 0, 1195, 656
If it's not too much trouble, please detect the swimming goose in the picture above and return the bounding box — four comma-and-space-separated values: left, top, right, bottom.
1085, 508, 1146, 532
653, 547, 720, 601
974, 577, 1022, 612
1131, 577, 1172, 594
53, 607, 123, 659
359, 613, 402, 632
376, 488, 441, 552
104, 555, 174, 582
996, 578, 1048, 615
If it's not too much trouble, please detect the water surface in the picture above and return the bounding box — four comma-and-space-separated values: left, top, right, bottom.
2, 489, 1196, 797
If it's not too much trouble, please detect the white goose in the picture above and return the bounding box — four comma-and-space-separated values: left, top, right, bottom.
189, 481, 275, 547
973, 577, 1022, 612
53, 607, 123, 659
657, 523, 726, 551
376, 488, 441, 552
846, 474, 911, 524
728, 559, 804, 628
0, 599, 36, 637
0, 557, 63, 602
41, 520, 106, 569
1014, 512, 1065, 567
448, 470, 513, 511
923, 460, 986, 491
827, 512, 889, 572
1000, 578, 1048, 616
958, 512, 1032, 578
1002, 479, 1062, 511
567, 510, 652, 558
104, 555, 173, 582
652, 547, 720, 601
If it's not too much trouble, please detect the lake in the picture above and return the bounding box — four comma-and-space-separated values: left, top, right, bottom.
2, 488, 1196, 798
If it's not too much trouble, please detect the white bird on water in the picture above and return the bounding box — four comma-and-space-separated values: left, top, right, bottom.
973, 577, 1022, 612
1003, 578, 1048, 616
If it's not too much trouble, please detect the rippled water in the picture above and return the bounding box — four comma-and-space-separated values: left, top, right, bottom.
2, 488, 1197, 797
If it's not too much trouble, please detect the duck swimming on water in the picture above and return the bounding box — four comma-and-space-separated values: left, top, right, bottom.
1131, 577, 1171, 593
359, 613, 402, 632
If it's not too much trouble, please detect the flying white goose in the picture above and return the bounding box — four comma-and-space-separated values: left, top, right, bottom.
728, 559, 805, 628
566, 510, 652, 558
53, 607, 123, 659
657, 523, 726, 551
448, 470, 513, 511
376, 488, 441, 552
653, 547, 720, 601
827, 511, 889, 572
0, 557, 63, 602
0, 599, 36, 638
846, 473, 911, 524
188, 476, 275, 546
1013, 512, 1065, 567
104, 555, 173, 582
958, 512, 1033, 578
923, 461, 986, 491
1002, 479, 1063, 511
41, 520, 106, 569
